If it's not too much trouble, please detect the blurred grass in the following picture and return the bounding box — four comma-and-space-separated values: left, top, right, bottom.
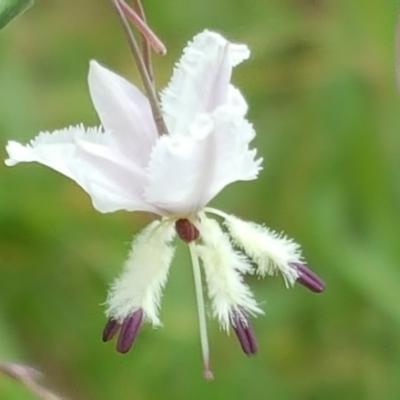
1, 0, 400, 399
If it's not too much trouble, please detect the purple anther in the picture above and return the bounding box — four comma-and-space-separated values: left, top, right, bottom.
175, 219, 200, 243
116, 309, 144, 354
102, 318, 121, 342
230, 311, 258, 356
292, 262, 325, 293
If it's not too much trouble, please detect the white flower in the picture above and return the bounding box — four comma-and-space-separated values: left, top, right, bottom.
6, 30, 260, 216
5, 30, 324, 379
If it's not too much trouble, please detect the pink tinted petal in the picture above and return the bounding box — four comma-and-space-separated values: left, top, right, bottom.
161, 30, 250, 136
88, 61, 157, 166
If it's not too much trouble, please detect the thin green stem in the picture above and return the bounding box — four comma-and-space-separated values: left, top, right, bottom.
188, 242, 213, 380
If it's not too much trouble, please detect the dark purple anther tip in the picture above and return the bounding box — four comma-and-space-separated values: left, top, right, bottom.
230, 311, 258, 356
175, 219, 200, 243
116, 309, 144, 354
293, 263, 325, 293
102, 318, 121, 342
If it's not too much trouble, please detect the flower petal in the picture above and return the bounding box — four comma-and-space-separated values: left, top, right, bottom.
5, 125, 155, 213
144, 108, 262, 214
161, 30, 250, 136
201, 108, 263, 204
143, 115, 215, 214
105, 220, 176, 326
88, 60, 157, 165
75, 139, 159, 213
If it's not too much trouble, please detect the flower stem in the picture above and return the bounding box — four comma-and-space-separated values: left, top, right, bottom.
0, 362, 63, 400
121, 0, 166, 55
131, 0, 154, 85
188, 242, 214, 380
111, 0, 168, 136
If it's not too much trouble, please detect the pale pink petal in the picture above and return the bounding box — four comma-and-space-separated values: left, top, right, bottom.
5, 125, 156, 213
161, 30, 250, 136
88, 61, 157, 166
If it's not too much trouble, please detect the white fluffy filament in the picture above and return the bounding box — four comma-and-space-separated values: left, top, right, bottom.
197, 217, 262, 331
223, 215, 302, 287
105, 220, 176, 325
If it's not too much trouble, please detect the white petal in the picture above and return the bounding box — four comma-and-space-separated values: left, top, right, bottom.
196, 216, 262, 331
143, 115, 215, 214
144, 109, 262, 214
201, 108, 262, 203
161, 30, 250, 136
227, 85, 248, 116
224, 215, 302, 286
105, 220, 176, 326
88, 60, 157, 166
5, 125, 155, 213
75, 139, 159, 213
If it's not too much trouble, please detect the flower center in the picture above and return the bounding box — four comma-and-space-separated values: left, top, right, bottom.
175, 218, 200, 242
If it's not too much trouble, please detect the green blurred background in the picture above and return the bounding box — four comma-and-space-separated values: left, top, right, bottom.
1, 0, 400, 399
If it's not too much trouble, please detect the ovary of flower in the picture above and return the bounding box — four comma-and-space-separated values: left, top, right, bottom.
196, 217, 263, 331
105, 220, 176, 326
223, 214, 302, 286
